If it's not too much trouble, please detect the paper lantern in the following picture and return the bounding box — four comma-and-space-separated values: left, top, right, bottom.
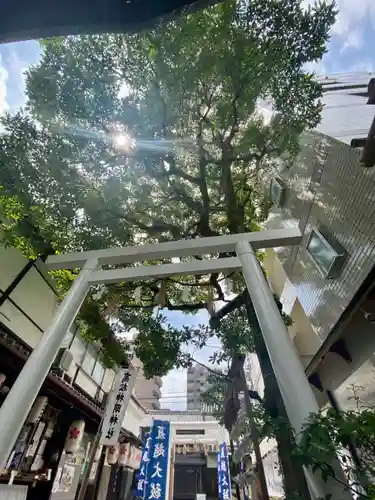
129, 447, 142, 469
118, 443, 130, 466
107, 444, 119, 465
27, 396, 48, 424
64, 420, 85, 453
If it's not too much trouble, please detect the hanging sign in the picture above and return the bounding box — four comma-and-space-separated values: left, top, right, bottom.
144, 420, 171, 500
218, 442, 232, 500
100, 366, 137, 446
134, 432, 152, 497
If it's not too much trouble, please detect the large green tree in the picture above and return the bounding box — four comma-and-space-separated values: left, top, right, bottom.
0, 0, 335, 496
0, 0, 335, 369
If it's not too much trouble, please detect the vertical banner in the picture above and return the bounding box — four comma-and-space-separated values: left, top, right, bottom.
134, 433, 152, 497
218, 442, 231, 500
217, 450, 222, 498
144, 420, 171, 500
100, 366, 137, 446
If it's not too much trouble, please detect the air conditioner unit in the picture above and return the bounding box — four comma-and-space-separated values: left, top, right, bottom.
54, 348, 75, 372
270, 177, 286, 207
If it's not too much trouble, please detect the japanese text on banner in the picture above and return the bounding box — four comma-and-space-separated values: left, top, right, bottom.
100, 367, 137, 445
217, 450, 222, 498
135, 433, 152, 497
218, 442, 232, 500
144, 420, 171, 500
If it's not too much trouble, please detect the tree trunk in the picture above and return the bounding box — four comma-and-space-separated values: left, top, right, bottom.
244, 293, 311, 499
229, 439, 243, 500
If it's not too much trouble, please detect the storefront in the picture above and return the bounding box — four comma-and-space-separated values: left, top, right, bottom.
0, 325, 140, 500
0, 326, 105, 499
173, 442, 219, 500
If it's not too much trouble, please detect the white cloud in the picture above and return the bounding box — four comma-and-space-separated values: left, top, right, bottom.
161, 368, 187, 410
303, 0, 375, 58
339, 29, 364, 54
0, 54, 9, 114
304, 60, 328, 75
331, 0, 375, 37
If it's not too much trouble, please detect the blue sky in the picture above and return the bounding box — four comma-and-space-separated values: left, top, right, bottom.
0, 0, 374, 408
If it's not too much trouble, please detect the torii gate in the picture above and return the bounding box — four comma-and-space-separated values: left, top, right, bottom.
0, 228, 345, 498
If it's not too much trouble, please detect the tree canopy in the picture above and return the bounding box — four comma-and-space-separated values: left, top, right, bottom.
0, 0, 336, 373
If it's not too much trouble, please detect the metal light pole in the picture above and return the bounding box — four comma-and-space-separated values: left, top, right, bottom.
236, 241, 351, 499
0, 258, 99, 467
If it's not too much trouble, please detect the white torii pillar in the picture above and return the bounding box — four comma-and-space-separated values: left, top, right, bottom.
0, 228, 349, 498
236, 241, 350, 499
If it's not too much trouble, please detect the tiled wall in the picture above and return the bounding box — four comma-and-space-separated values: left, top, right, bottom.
266, 131, 375, 342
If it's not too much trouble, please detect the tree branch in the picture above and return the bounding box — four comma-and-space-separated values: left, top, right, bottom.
189, 356, 230, 381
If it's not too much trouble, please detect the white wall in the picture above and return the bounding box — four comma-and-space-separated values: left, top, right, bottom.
0, 244, 29, 290
0, 267, 58, 348
0, 246, 58, 348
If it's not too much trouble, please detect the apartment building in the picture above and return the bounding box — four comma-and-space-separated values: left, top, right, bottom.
262, 72, 375, 412
133, 362, 162, 410
186, 364, 211, 410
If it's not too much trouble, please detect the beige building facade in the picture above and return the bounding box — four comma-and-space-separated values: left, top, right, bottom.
133, 363, 162, 410
187, 364, 211, 411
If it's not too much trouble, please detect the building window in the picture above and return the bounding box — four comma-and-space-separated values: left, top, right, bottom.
70, 336, 86, 364
270, 177, 286, 207
306, 227, 347, 279
175, 429, 205, 435
82, 346, 96, 375
92, 360, 105, 385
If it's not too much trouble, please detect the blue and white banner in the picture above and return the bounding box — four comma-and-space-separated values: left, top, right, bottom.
217, 451, 222, 498
218, 442, 232, 500
144, 420, 171, 500
134, 432, 152, 497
